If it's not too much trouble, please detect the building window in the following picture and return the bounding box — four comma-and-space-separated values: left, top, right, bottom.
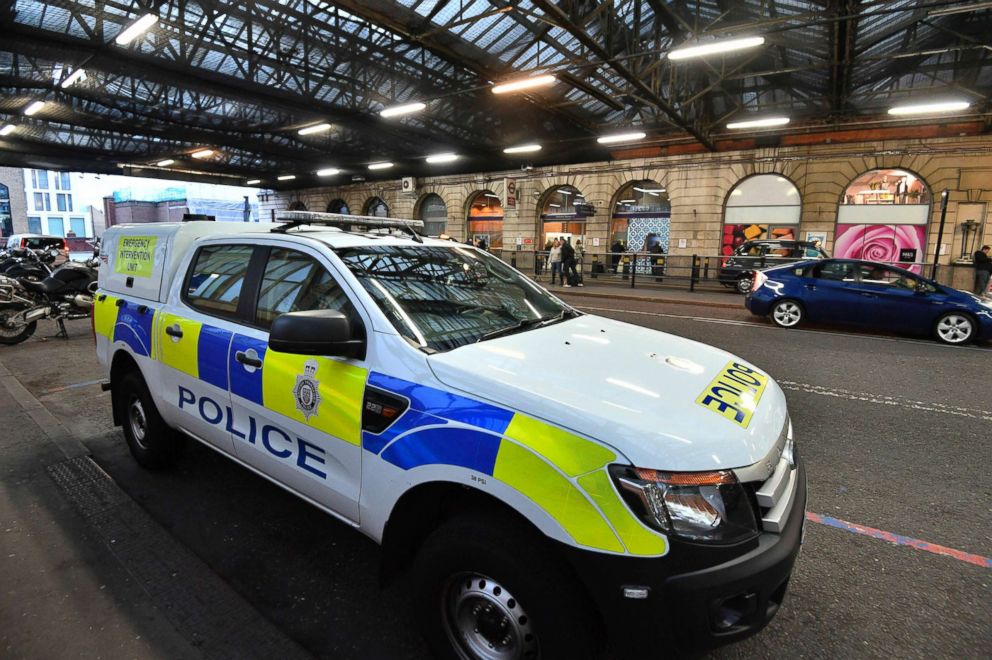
363, 197, 389, 217
0, 183, 11, 237
32, 170, 50, 189
418, 193, 447, 236
56, 172, 71, 191
722, 174, 801, 256
46, 217, 65, 237
27, 217, 42, 233
467, 190, 503, 249
33, 192, 51, 212
540, 185, 589, 249
69, 217, 87, 237
611, 180, 670, 254
327, 199, 350, 214
57, 193, 73, 212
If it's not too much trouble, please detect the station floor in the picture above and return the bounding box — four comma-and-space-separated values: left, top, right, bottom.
0, 294, 989, 659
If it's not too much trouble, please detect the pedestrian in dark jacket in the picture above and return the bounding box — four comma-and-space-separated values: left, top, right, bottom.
560, 239, 577, 286
975, 245, 992, 297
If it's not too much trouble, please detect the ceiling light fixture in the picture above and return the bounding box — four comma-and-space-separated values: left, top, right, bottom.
316, 168, 340, 176
115, 13, 158, 46
60, 69, 87, 88
277, 174, 296, 181
503, 143, 542, 154
597, 131, 646, 144
156, 159, 175, 167
548, 203, 561, 208
887, 100, 970, 115
298, 122, 332, 135
484, 193, 500, 199
246, 179, 261, 185
491, 74, 556, 95
368, 162, 393, 170
426, 152, 458, 164
380, 101, 427, 118
726, 116, 790, 129
619, 199, 637, 203
668, 36, 765, 61
633, 187, 665, 195
0, 125, 16, 136
190, 148, 214, 159
23, 101, 46, 116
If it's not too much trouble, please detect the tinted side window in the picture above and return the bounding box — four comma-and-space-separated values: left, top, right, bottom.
809, 262, 856, 281
185, 245, 253, 319
858, 264, 917, 289
255, 248, 360, 332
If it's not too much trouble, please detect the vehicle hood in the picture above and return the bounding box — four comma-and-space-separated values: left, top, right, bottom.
427, 316, 789, 472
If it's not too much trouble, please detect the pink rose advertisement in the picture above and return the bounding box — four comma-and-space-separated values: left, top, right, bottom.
834, 224, 926, 273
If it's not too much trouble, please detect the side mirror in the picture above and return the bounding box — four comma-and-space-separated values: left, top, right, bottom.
269, 309, 365, 359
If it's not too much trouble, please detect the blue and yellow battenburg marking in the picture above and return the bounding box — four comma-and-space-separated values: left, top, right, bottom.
695, 361, 768, 428
93, 294, 157, 357
364, 373, 666, 556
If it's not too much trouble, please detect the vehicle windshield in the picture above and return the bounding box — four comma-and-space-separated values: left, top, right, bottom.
334, 244, 573, 352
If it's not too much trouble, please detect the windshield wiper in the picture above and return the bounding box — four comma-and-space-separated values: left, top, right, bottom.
476, 309, 577, 343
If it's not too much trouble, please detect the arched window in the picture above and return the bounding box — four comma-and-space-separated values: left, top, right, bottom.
364, 197, 389, 217
611, 180, 670, 253
836, 169, 931, 272
467, 190, 503, 249
722, 175, 801, 256
418, 193, 447, 236
540, 185, 589, 249
327, 199, 350, 214
0, 183, 11, 237
288, 200, 307, 211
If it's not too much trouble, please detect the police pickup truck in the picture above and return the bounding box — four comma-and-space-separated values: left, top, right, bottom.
95, 212, 805, 659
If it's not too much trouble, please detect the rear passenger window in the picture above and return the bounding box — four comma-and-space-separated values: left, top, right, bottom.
254, 248, 360, 331
185, 245, 253, 319
809, 262, 855, 281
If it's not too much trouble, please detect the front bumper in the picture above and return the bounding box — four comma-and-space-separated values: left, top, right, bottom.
560, 458, 807, 658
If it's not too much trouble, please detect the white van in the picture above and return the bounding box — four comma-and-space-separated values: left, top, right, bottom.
95, 213, 805, 659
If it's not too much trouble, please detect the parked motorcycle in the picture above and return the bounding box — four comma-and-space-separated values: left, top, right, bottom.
0, 247, 59, 281
0, 247, 100, 345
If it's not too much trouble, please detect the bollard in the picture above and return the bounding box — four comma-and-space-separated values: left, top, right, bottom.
703, 256, 709, 280
690, 254, 699, 292
591, 255, 599, 279
630, 254, 637, 288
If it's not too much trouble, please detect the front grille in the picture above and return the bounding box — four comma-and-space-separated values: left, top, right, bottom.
736, 418, 798, 533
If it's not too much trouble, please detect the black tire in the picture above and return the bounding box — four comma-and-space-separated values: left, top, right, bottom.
770, 299, 804, 328
735, 274, 754, 294
115, 370, 185, 469
0, 306, 37, 345
933, 312, 975, 345
413, 512, 605, 660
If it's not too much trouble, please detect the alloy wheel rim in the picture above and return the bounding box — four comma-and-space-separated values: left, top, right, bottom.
128, 398, 148, 449
937, 315, 972, 343
442, 572, 538, 660
773, 302, 801, 327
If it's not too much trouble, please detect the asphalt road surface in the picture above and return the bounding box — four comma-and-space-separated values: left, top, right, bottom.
2, 304, 989, 659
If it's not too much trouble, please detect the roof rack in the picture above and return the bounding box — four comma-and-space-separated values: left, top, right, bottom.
272, 211, 424, 243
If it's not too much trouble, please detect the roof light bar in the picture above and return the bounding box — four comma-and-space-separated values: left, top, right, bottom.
888, 101, 970, 116
368, 162, 394, 170
380, 102, 427, 118
426, 153, 459, 164
190, 148, 214, 159
23, 101, 46, 116
0, 125, 15, 137
491, 74, 556, 95
60, 69, 87, 88
503, 143, 542, 154
115, 13, 158, 46
726, 116, 790, 129
156, 159, 175, 167
277, 174, 296, 181
246, 179, 261, 185
298, 123, 332, 135
668, 36, 765, 61
597, 131, 646, 144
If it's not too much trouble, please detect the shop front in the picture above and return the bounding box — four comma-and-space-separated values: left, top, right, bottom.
540, 185, 589, 251
467, 190, 503, 249
722, 174, 801, 257
836, 169, 930, 273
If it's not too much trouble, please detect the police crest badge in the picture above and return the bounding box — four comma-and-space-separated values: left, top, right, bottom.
293, 359, 321, 420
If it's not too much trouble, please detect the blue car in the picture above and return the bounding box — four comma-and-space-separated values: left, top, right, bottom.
745, 259, 992, 345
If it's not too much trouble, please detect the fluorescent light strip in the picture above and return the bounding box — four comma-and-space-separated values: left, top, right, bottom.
156, 159, 175, 167
503, 143, 542, 154
633, 187, 665, 195
888, 101, 970, 116
597, 131, 646, 144
491, 74, 556, 95
190, 148, 214, 159
380, 102, 427, 118
298, 122, 331, 135
316, 168, 340, 176
277, 174, 296, 181
426, 153, 458, 164
60, 69, 86, 88
115, 13, 158, 46
668, 36, 765, 61
484, 193, 500, 199
619, 199, 637, 203
23, 101, 46, 116
726, 116, 790, 129
368, 162, 393, 170
246, 179, 261, 185
0, 125, 15, 137
548, 203, 561, 208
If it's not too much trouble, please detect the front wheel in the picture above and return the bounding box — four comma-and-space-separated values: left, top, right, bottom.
414, 513, 604, 660
934, 313, 975, 345
115, 370, 185, 469
0, 307, 37, 345
771, 299, 804, 328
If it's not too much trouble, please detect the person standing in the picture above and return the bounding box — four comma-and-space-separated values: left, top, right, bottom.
560, 237, 577, 287
548, 238, 562, 285
974, 244, 991, 297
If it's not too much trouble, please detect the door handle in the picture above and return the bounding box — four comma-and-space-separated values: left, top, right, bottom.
804, 284, 816, 291
165, 324, 183, 338
137, 305, 149, 315
235, 350, 263, 369
115, 299, 125, 308
859, 292, 876, 298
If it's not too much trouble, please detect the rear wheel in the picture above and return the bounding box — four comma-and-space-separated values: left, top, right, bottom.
771, 299, 804, 328
735, 274, 754, 294
414, 513, 604, 660
0, 306, 36, 345
115, 370, 185, 468
934, 313, 974, 345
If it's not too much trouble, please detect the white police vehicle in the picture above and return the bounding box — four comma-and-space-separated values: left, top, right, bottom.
95, 212, 805, 659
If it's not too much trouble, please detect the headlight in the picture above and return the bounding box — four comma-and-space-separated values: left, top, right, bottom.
609, 466, 759, 544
